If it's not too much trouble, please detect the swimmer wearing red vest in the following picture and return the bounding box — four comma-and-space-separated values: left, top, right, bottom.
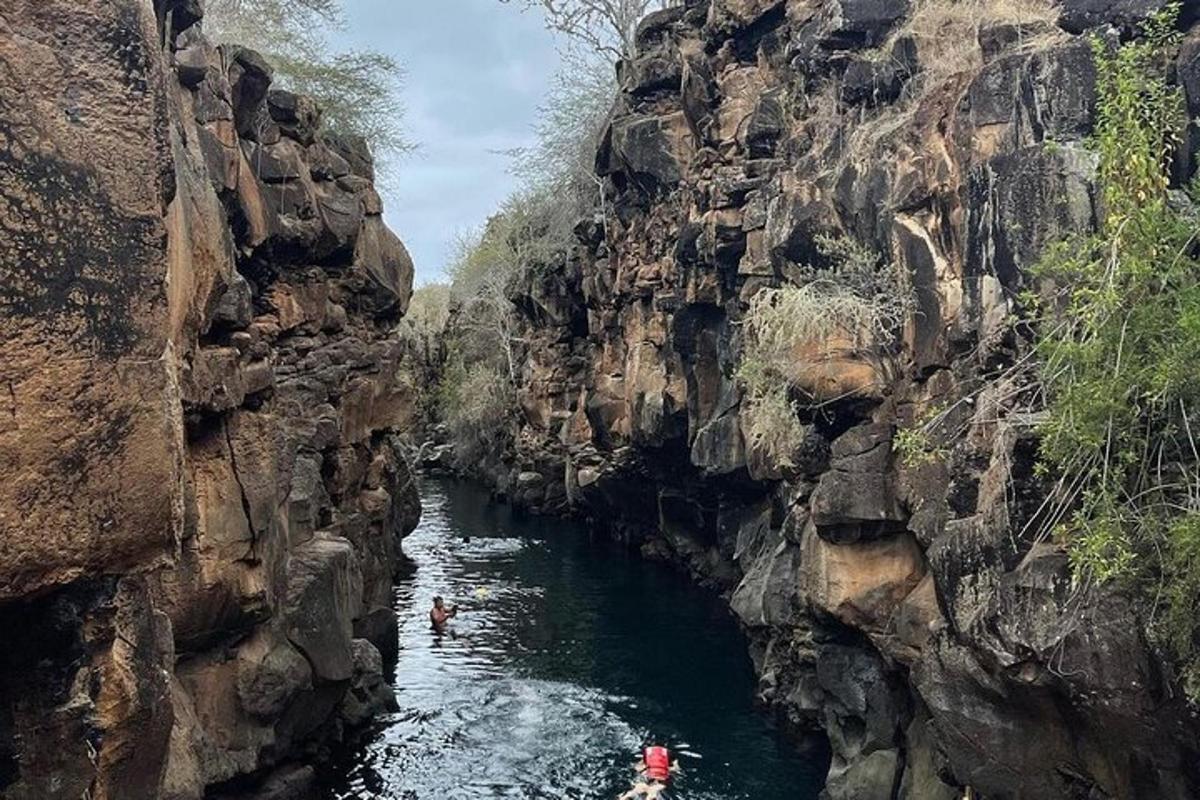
619, 745, 679, 800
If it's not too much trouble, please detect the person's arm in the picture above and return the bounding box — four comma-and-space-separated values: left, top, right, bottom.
449, 605, 459, 618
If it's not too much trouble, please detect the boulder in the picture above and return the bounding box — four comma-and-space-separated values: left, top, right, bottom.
227, 47, 275, 141
283, 534, 364, 683
212, 271, 254, 330
267, 90, 322, 145
707, 0, 786, 34
731, 534, 805, 627
811, 426, 906, 540
1057, 0, 1166, 33
606, 113, 695, 194
338, 639, 397, 728
801, 524, 927, 634
353, 215, 416, 317
235, 635, 313, 720
816, 642, 908, 787
822, 748, 901, 800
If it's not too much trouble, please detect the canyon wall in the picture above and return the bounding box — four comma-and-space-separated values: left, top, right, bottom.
487, 0, 1200, 798
0, 1, 418, 797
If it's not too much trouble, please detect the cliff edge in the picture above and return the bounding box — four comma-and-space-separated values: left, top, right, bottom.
485, 1, 1200, 798
0, 1, 419, 797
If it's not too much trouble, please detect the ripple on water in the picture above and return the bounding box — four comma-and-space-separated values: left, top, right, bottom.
321, 479, 825, 800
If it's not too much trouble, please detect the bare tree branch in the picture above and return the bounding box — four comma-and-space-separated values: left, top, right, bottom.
498, 0, 677, 61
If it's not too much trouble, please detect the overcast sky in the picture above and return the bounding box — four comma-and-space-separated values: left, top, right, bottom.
331, 1, 562, 285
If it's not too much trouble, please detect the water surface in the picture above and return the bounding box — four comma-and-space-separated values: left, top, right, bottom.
320, 478, 824, 799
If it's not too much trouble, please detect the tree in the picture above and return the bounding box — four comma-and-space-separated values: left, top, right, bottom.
429, 0, 679, 461
448, 189, 573, 300
204, 0, 411, 167
508, 53, 615, 230
499, 0, 678, 61
446, 191, 570, 383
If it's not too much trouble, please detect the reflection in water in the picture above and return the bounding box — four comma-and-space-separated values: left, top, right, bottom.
320, 478, 824, 799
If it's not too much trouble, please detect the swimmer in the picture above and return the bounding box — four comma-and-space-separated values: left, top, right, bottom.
619, 745, 679, 800
429, 595, 458, 632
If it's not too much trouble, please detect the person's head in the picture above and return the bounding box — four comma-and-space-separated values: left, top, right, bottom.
433, 596, 444, 609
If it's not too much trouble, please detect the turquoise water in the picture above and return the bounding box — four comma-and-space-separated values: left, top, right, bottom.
320, 478, 824, 799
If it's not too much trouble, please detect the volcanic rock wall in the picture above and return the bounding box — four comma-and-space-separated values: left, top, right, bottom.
493, 1, 1200, 798
0, 1, 418, 797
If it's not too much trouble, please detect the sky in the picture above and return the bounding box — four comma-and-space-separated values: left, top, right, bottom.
331, 1, 563, 286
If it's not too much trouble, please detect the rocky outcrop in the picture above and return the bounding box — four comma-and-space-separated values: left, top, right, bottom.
485, 0, 1200, 798
0, 2, 418, 798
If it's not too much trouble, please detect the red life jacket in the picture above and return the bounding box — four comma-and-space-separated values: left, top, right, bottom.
644, 746, 670, 782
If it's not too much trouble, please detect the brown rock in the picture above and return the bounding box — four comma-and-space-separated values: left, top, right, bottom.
0, 0, 182, 604
0, 2, 421, 795
800, 522, 926, 635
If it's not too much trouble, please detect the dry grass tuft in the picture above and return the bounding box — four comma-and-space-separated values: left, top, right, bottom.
829, 0, 1066, 168
903, 0, 1065, 87
741, 383, 809, 470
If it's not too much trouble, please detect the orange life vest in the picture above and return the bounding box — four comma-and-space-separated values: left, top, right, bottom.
644, 746, 670, 782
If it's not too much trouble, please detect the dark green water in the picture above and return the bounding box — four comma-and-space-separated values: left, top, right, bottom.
320, 478, 824, 799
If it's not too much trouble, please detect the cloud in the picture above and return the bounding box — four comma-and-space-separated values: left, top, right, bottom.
330, 0, 562, 284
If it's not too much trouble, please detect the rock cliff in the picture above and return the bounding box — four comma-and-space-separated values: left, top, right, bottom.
0, 1, 418, 797
481, 0, 1200, 797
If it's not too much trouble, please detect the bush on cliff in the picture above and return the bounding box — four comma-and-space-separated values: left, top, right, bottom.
435, 357, 516, 467
1027, 3, 1200, 696
433, 202, 552, 466
205, 0, 410, 166
431, 1, 672, 466
738, 236, 909, 469
449, 189, 575, 299
396, 284, 452, 424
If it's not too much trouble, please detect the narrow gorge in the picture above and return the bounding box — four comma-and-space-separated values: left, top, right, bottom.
5, 0, 1200, 798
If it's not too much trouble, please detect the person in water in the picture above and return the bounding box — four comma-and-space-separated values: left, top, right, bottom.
618, 745, 678, 800
429, 596, 458, 631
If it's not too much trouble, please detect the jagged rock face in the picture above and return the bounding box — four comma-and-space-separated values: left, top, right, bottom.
499, 0, 1200, 798
0, 2, 418, 798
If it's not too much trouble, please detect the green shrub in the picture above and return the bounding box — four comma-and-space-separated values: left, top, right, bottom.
894, 407, 948, 467
1027, 3, 1200, 693
435, 358, 515, 465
